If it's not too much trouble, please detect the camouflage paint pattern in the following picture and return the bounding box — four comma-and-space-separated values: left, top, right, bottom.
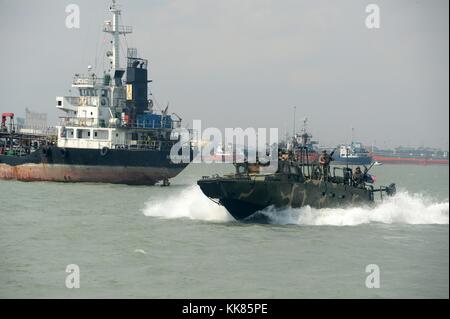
197, 162, 375, 221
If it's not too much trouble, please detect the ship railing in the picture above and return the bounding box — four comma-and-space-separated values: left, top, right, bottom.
57, 117, 186, 130
0, 130, 57, 156
72, 74, 98, 86
59, 117, 97, 127
332, 167, 353, 185
103, 25, 132, 34
114, 140, 176, 151
120, 119, 183, 130
124, 122, 174, 130
18, 125, 57, 136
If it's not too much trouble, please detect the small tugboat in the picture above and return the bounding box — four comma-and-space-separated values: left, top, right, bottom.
197, 142, 396, 222
0, 1, 191, 185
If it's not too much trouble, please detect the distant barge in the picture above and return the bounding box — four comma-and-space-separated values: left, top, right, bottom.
371, 148, 448, 165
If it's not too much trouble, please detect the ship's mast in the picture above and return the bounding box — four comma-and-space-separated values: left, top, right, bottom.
300, 117, 310, 146
103, 0, 132, 73
301, 117, 308, 134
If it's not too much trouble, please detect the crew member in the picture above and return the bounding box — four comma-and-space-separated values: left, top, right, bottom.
319, 150, 332, 180
352, 166, 364, 187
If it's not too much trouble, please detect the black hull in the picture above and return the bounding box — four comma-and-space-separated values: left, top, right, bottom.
219, 198, 268, 221
197, 177, 373, 221
0, 146, 189, 185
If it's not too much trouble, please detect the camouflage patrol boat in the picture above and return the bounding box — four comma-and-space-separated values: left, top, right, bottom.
197, 148, 396, 222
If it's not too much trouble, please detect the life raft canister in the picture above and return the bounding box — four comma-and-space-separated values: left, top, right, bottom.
100, 146, 109, 156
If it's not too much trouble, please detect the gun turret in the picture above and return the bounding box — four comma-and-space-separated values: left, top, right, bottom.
386, 183, 396, 196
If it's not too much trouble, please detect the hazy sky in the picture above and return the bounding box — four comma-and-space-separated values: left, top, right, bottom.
0, 0, 448, 149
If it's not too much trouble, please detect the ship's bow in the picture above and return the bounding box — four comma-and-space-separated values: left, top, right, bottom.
197, 177, 268, 221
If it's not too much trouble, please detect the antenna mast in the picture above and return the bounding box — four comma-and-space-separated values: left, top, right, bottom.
103, 0, 132, 72
293, 106, 296, 137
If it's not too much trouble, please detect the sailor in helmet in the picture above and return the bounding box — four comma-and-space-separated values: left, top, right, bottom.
352, 166, 364, 187
319, 150, 332, 180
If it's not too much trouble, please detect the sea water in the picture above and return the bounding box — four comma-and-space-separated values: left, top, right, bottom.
0, 164, 448, 298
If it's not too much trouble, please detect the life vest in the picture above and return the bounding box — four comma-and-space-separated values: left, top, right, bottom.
319, 155, 327, 165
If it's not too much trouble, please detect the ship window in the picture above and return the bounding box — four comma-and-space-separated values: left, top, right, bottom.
88, 131, 91, 137
116, 133, 119, 137
57, 100, 62, 106
90, 112, 93, 116
94, 132, 98, 137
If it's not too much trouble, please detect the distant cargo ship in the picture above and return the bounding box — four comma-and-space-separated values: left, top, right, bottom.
331, 142, 372, 165
371, 147, 449, 165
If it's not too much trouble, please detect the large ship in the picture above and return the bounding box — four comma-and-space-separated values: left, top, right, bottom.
0, 1, 191, 185
331, 142, 373, 165
371, 147, 449, 165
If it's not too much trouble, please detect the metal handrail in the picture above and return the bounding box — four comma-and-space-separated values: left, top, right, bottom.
103, 25, 132, 33
57, 118, 183, 130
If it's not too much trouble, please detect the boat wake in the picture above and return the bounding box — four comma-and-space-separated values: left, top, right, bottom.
261, 192, 449, 226
142, 186, 233, 222
142, 186, 449, 226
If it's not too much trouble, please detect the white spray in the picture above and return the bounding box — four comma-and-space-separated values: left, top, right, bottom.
142, 186, 449, 226
142, 186, 233, 222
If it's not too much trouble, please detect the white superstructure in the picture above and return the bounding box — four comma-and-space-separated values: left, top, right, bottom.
55, 0, 139, 150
